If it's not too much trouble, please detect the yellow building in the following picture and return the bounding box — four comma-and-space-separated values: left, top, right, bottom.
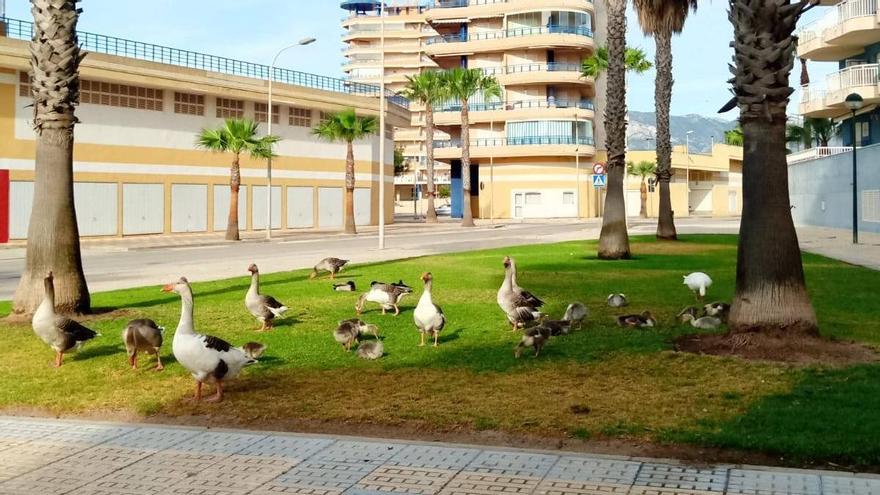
0, 17, 409, 239
626, 144, 743, 218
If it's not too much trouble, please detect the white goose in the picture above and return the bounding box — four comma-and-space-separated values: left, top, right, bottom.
356, 281, 412, 316
31, 271, 99, 368
414, 272, 446, 347
683, 272, 712, 302
164, 277, 264, 402
245, 264, 288, 331
497, 256, 544, 330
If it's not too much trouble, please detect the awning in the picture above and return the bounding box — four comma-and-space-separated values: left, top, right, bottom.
432, 18, 470, 24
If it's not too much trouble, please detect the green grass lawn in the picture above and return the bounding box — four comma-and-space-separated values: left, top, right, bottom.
1, 234, 879, 467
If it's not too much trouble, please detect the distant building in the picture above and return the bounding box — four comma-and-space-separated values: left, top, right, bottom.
0, 17, 409, 240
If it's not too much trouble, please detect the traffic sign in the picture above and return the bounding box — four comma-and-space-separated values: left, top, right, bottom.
593, 163, 606, 174
592, 174, 607, 187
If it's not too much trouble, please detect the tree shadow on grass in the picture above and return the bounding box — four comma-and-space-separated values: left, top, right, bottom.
74, 344, 124, 361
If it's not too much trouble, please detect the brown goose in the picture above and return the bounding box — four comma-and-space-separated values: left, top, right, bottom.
414, 272, 446, 347
334, 318, 378, 351
245, 264, 288, 331
311, 258, 349, 279
515, 324, 552, 358
31, 272, 99, 368
616, 311, 657, 328
356, 281, 413, 316
497, 256, 544, 330
122, 318, 164, 371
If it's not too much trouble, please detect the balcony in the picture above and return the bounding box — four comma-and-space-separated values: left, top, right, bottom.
433, 98, 595, 125
425, 25, 593, 56
787, 146, 853, 164
799, 63, 880, 117
797, 0, 880, 60
426, 0, 594, 22
433, 135, 596, 160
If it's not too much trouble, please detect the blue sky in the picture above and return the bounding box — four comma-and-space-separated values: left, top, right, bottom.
4, 0, 836, 118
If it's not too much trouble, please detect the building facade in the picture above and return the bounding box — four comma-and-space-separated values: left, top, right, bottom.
0, 17, 408, 240
344, 0, 605, 220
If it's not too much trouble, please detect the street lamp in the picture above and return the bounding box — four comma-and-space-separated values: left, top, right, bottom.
378, 0, 387, 249
685, 130, 694, 214
266, 37, 316, 240
574, 113, 580, 220
845, 92, 864, 244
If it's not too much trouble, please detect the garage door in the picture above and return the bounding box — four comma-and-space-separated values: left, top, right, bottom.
124, 184, 164, 235
354, 188, 371, 226
171, 184, 208, 233
74, 182, 118, 236
511, 190, 577, 218
213, 185, 247, 232
625, 190, 641, 217
9, 181, 33, 240
318, 187, 343, 228
287, 186, 314, 228
251, 185, 282, 230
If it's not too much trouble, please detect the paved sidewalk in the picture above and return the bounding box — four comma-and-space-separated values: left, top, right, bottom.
0, 417, 877, 495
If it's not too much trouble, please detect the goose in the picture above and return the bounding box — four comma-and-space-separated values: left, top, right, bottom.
704, 302, 731, 320
616, 311, 657, 328
334, 318, 378, 351
122, 318, 164, 371
497, 256, 545, 330
677, 306, 700, 323
515, 324, 552, 358
357, 340, 384, 360
163, 277, 264, 402
31, 271, 99, 368
607, 294, 628, 308
333, 281, 356, 292
541, 318, 572, 336
240, 342, 267, 360
563, 302, 588, 329
245, 264, 288, 331
683, 272, 712, 302
681, 313, 723, 330
311, 258, 349, 279
414, 272, 446, 347
356, 282, 412, 316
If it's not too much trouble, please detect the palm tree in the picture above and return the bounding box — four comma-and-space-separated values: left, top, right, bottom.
597, 0, 636, 259
312, 108, 378, 235
196, 119, 278, 241
720, 0, 818, 334
808, 117, 840, 147
632, 0, 698, 241
581, 45, 653, 79
627, 160, 656, 218
441, 68, 501, 227
786, 121, 811, 151
13, 0, 90, 315
401, 71, 446, 223
724, 126, 743, 146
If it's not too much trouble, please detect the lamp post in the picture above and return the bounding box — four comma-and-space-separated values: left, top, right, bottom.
266, 37, 315, 239
378, 0, 386, 249
574, 113, 580, 220
685, 130, 694, 215
845, 93, 864, 244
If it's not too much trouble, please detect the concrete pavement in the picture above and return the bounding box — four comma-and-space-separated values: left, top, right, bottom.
0, 416, 877, 495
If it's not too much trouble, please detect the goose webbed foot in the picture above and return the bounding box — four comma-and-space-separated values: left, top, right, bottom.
204, 381, 224, 403
54, 352, 63, 368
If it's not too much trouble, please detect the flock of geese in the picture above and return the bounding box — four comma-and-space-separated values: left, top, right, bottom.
28, 256, 726, 402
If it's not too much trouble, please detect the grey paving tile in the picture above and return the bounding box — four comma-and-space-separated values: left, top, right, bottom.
820, 475, 880, 495
534, 478, 632, 495
274, 459, 378, 491
73, 469, 188, 494
465, 451, 559, 478
631, 464, 726, 493
41, 424, 134, 445
0, 440, 93, 482
166, 431, 266, 455
191, 455, 296, 485
545, 457, 641, 485
439, 470, 542, 495
250, 484, 344, 495
167, 476, 265, 495
313, 440, 403, 465
352, 465, 458, 495
102, 427, 201, 450
727, 469, 821, 495
0, 418, 70, 441
237, 435, 335, 462
389, 445, 481, 470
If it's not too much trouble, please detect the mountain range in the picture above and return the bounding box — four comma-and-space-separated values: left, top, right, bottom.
627, 111, 738, 153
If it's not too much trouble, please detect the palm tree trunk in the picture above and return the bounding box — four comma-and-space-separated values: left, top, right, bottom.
727, 0, 817, 335
226, 152, 241, 241
460, 97, 475, 227
597, 0, 630, 259
13, 0, 90, 315
425, 105, 438, 223
344, 141, 357, 234
654, 27, 677, 240
639, 179, 648, 218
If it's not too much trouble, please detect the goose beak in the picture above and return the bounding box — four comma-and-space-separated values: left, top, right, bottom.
161, 284, 174, 293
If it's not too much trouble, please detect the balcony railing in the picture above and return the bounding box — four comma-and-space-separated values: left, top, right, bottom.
426, 25, 593, 44
797, 0, 877, 44
827, 63, 880, 91
430, 0, 509, 8
435, 98, 594, 112
435, 136, 594, 148
787, 146, 853, 164
1, 16, 409, 109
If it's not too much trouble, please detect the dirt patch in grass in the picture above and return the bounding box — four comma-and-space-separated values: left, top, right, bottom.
674, 330, 880, 366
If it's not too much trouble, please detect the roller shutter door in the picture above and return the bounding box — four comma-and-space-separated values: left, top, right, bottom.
318, 187, 343, 228
171, 184, 208, 233
287, 186, 314, 228
123, 184, 164, 235
213, 185, 247, 232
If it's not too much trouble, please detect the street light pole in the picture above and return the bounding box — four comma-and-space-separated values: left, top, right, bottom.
574, 113, 580, 220
267, 37, 315, 240
378, 0, 386, 249
685, 130, 694, 216
845, 93, 864, 244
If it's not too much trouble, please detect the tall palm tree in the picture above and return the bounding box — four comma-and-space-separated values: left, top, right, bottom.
786, 121, 811, 150
196, 119, 278, 241
441, 68, 502, 227
401, 71, 446, 223
632, 0, 698, 241
13, 0, 90, 315
808, 117, 840, 147
597, 0, 633, 259
627, 160, 656, 218
581, 45, 652, 79
720, 0, 818, 334
724, 126, 743, 146
312, 108, 378, 235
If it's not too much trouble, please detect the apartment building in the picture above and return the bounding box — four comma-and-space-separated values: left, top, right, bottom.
343, 0, 604, 220
0, 17, 409, 240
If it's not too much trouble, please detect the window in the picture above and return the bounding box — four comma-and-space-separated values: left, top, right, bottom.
289, 107, 312, 127
525, 192, 541, 205
254, 102, 280, 124
563, 192, 575, 205
216, 98, 244, 119
864, 190, 880, 222
856, 121, 870, 144
81, 80, 164, 111
19, 71, 31, 97
174, 92, 205, 116
319, 111, 333, 122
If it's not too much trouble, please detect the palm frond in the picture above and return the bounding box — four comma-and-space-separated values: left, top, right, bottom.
312, 108, 378, 143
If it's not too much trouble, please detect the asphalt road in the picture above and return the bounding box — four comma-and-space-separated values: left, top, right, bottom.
0, 218, 741, 299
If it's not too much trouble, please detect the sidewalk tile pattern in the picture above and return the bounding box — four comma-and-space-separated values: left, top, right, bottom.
0, 417, 878, 495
